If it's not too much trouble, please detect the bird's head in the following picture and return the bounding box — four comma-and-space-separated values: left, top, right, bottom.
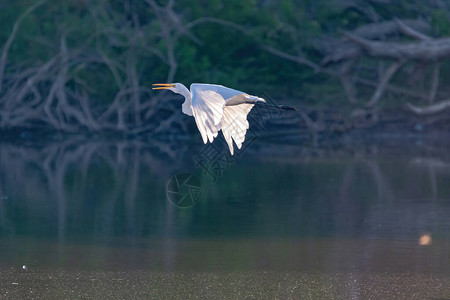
153, 83, 192, 116
152, 83, 185, 94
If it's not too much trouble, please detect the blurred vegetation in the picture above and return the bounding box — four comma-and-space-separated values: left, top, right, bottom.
1, 0, 450, 132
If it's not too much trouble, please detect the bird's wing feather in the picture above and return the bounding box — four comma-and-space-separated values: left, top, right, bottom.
225, 93, 266, 106
221, 104, 254, 155
191, 87, 226, 144
191, 83, 243, 100
190, 84, 262, 152
191, 83, 265, 104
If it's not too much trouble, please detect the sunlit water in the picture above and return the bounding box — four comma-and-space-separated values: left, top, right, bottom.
0, 138, 449, 297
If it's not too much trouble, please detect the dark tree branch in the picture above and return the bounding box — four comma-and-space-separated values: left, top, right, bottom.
343, 31, 450, 61
395, 18, 431, 41
262, 46, 320, 72
406, 100, 450, 115
428, 63, 440, 104
366, 59, 405, 107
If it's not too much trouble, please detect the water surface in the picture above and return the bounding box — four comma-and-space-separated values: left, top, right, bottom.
0, 139, 449, 298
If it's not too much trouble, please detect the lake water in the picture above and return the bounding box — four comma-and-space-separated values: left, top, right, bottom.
0, 137, 449, 298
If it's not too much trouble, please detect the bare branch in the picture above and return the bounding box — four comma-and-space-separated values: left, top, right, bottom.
343, 31, 450, 61
185, 17, 250, 34
262, 46, 320, 72
395, 18, 432, 41
428, 63, 440, 104
356, 78, 428, 100
353, 19, 430, 40
366, 59, 405, 107
406, 100, 450, 115
339, 59, 357, 104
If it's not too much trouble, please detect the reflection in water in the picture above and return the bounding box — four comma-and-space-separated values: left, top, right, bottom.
0, 140, 449, 276
0, 140, 186, 236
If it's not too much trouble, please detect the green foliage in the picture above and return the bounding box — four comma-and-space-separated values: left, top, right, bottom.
431, 10, 450, 36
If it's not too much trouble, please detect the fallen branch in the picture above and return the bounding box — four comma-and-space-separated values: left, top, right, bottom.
428, 63, 440, 104
394, 19, 431, 41
406, 100, 450, 115
262, 46, 320, 72
353, 19, 430, 40
356, 78, 428, 100
318, 19, 431, 65
343, 31, 450, 61
366, 59, 405, 107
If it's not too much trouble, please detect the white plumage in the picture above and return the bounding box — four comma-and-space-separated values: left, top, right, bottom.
221, 103, 254, 155
152, 83, 266, 155
191, 89, 225, 143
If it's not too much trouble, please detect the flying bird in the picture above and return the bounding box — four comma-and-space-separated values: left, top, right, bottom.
152, 83, 296, 155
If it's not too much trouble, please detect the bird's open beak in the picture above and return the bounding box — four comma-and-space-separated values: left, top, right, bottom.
152, 83, 175, 90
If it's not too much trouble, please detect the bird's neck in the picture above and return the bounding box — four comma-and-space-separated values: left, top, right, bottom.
176, 85, 191, 101
176, 84, 193, 116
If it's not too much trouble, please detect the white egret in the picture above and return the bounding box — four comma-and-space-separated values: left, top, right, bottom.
153, 83, 296, 155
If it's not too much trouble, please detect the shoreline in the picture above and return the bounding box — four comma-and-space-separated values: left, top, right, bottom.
1, 270, 449, 299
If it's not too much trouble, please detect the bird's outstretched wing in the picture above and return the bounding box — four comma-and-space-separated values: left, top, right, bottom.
225, 93, 266, 106
221, 104, 254, 155
190, 87, 226, 144
190, 83, 265, 105
191, 83, 243, 100
221, 93, 265, 154
190, 83, 265, 153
